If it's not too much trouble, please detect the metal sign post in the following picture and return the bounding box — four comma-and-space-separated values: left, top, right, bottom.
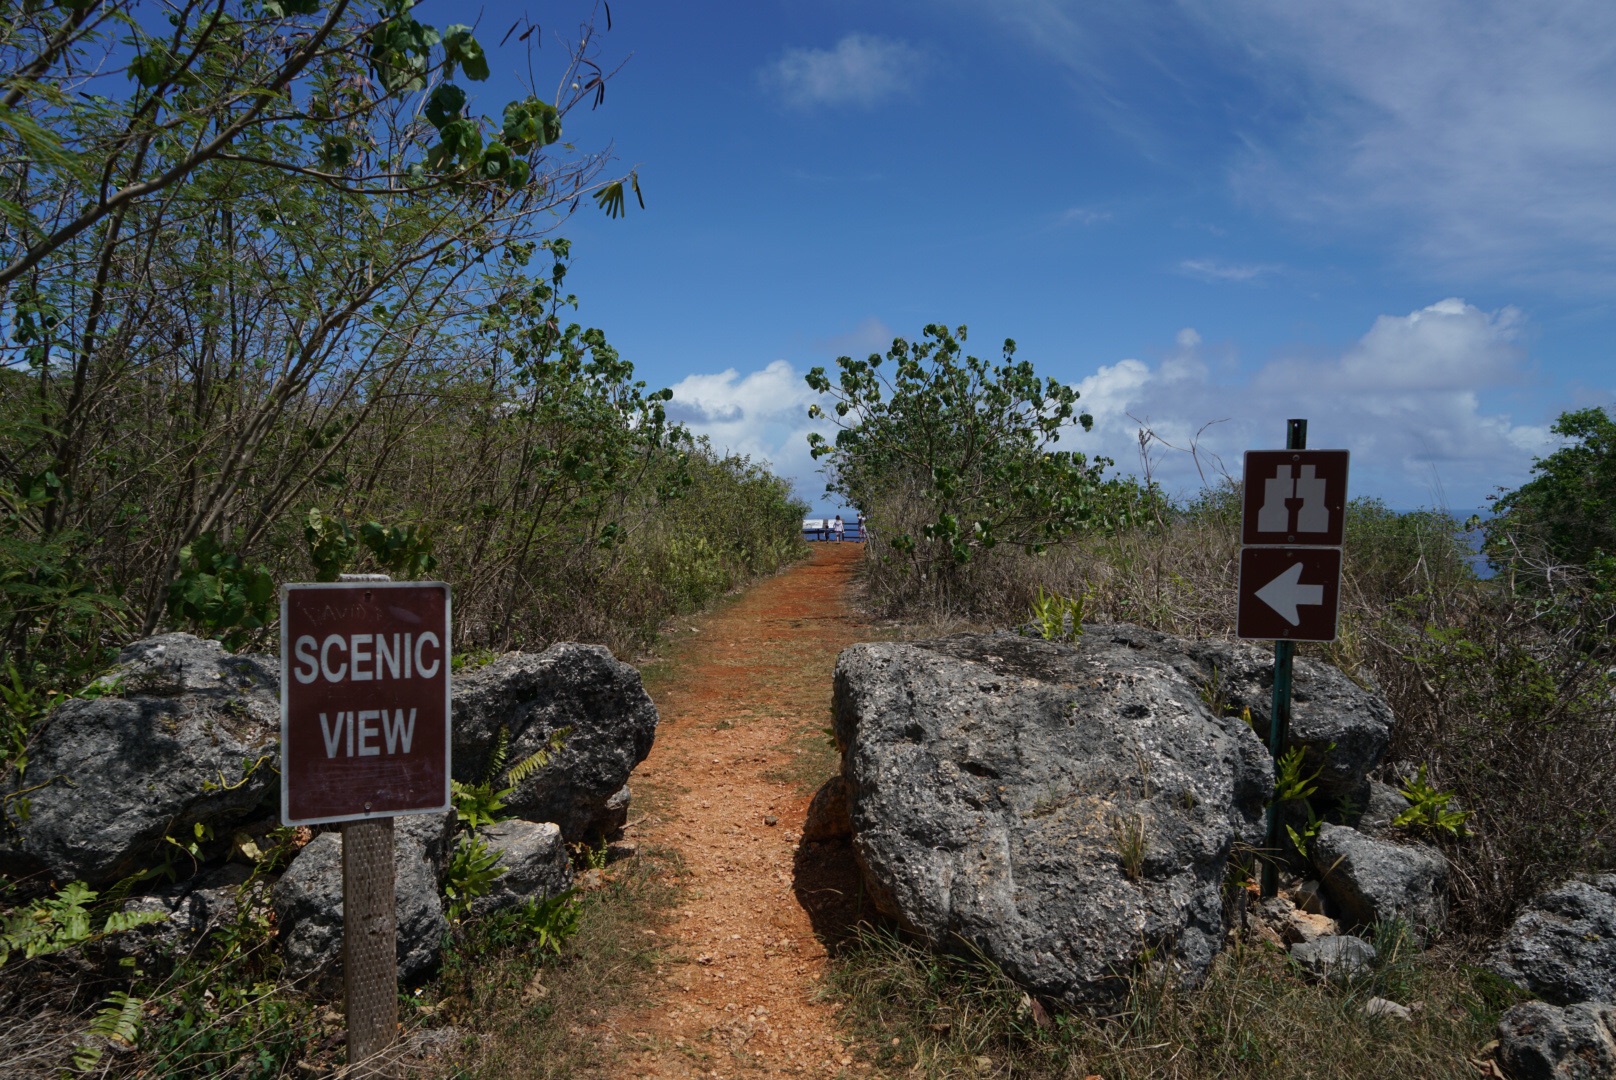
1262, 421, 1303, 898
1235, 421, 1351, 898
281, 574, 451, 1070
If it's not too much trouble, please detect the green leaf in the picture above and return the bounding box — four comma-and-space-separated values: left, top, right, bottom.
128, 52, 169, 89
318, 134, 353, 168
424, 83, 466, 129
443, 25, 490, 82
501, 97, 560, 150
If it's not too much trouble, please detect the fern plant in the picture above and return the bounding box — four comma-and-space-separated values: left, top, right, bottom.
1, 882, 166, 966
516, 889, 581, 954
1271, 746, 1324, 805
71, 991, 144, 1073
444, 834, 506, 921
450, 725, 571, 828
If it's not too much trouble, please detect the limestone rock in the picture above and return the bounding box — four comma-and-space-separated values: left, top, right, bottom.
1290, 934, 1376, 982
451, 645, 657, 842
1312, 823, 1447, 940
599, 785, 631, 840
1496, 1001, 1616, 1080
1092, 624, 1394, 798
1491, 875, 1616, 1006
97, 864, 251, 972
1363, 997, 1414, 1022
1293, 879, 1328, 915
1, 634, 279, 887
272, 816, 449, 986
834, 629, 1273, 1005
802, 775, 852, 842
473, 819, 572, 917
1352, 781, 1412, 836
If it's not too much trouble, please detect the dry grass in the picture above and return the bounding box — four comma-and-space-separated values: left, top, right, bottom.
433, 843, 685, 1079
858, 491, 1616, 940
826, 921, 1521, 1079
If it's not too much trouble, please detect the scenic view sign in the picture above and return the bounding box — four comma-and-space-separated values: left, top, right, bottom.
280, 581, 452, 826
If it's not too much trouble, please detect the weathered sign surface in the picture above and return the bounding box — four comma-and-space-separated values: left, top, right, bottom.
1240, 450, 1350, 546
280, 581, 451, 825
1235, 546, 1343, 641
1237, 449, 1348, 643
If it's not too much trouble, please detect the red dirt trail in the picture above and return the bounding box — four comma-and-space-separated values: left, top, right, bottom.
606, 542, 875, 1078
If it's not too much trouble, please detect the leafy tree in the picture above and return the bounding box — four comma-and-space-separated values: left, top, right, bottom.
1489, 407, 1616, 576
0, 0, 637, 641
805, 324, 1143, 582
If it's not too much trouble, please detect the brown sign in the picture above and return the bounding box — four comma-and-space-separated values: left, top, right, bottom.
280, 582, 451, 826
1241, 450, 1350, 546
1236, 547, 1342, 642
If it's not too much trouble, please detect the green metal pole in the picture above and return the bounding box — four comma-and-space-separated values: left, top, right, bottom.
1260, 418, 1306, 899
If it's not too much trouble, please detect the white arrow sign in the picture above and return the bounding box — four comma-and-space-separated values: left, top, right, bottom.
1254, 562, 1325, 626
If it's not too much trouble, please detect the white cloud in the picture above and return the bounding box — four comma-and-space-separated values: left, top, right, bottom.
760, 34, 926, 109
666, 360, 834, 505
1177, 258, 1280, 283
1207, 0, 1616, 289
962, 0, 1616, 291
1071, 300, 1555, 509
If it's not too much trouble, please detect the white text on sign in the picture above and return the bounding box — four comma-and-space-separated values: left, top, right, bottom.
290, 632, 441, 684
317, 708, 417, 758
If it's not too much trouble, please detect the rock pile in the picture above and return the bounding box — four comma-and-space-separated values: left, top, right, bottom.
824, 624, 1438, 1006
1, 634, 654, 986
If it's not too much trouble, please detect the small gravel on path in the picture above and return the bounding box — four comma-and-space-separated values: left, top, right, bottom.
606, 543, 872, 1078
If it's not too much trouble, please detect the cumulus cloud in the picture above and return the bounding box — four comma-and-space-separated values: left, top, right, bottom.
1070, 299, 1555, 509
665, 360, 833, 504
760, 34, 926, 109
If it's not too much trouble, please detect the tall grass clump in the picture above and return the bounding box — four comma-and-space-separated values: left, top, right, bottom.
828, 923, 1505, 1079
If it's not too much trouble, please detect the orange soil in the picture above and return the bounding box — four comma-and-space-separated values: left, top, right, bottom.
607, 542, 875, 1078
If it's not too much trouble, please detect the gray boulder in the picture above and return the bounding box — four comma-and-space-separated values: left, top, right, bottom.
1289, 934, 1376, 983
473, 819, 573, 917
1311, 823, 1447, 940
802, 775, 852, 842
1097, 624, 1394, 798
598, 785, 632, 839
1491, 875, 1616, 1006
98, 864, 251, 971
272, 812, 452, 986
834, 630, 1273, 1006
1350, 781, 1412, 836
1, 634, 279, 887
1496, 1001, 1616, 1080
451, 645, 657, 842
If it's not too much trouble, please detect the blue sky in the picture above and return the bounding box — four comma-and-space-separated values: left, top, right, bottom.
469, 1, 1614, 516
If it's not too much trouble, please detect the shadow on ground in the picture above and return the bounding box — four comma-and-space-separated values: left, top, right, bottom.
792, 835, 883, 953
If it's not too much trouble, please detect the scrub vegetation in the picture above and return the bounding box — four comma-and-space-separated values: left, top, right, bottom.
811, 319, 1614, 1074
0, 3, 801, 1075
0, 0, 807, 780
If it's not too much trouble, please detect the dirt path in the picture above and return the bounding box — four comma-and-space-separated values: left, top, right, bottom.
609, 542, 873, 1078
